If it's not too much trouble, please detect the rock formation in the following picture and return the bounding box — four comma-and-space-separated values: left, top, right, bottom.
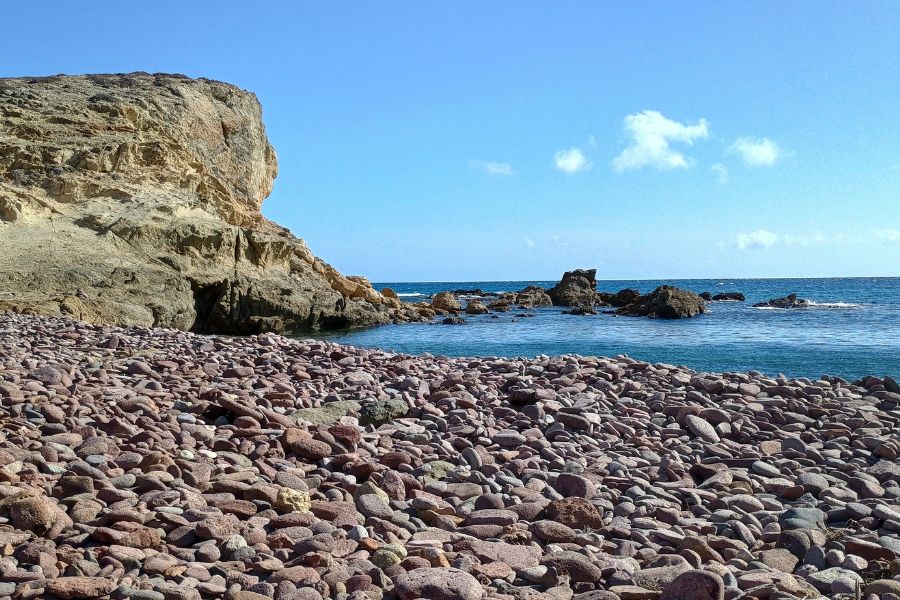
431, 291, 461, 312
547, 269, 600, 307
598, 288, 641, 307
753, 293, 809, 309
0, 72, 424, 333
464, 300, 489, 315
617, 285, 706, 319
712, 292, 745, 302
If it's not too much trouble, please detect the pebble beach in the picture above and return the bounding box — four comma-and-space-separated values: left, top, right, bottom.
0, 313, 899, 600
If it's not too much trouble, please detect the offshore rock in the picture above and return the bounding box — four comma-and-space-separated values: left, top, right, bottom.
548, 269, 600, 307
752, 293, 809, 309
617, 286, 706, 319
0, 72, 422, 333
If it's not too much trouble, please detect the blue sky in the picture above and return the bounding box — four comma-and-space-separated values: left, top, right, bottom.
4, 2, 900, 281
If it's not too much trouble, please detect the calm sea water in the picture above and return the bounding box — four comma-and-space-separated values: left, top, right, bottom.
314, 278, 900, 379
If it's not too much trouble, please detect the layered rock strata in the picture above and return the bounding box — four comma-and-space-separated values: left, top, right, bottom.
0, 72, 424, 333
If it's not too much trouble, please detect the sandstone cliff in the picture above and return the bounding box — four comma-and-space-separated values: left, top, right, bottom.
0, 73, 420, 333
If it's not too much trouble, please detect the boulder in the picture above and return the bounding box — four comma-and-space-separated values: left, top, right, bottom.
0, 73, 420, 334
711, 292, 745, 301
547, 269, 599, 307
394, 568, 485, 600
660, 570, 724, 600
465, 300, 489, 315
432, 291, 461, 312
562, 306, 597, 316
617, 286, 706, 319
752, 293, 809, 308
699, 291, 713, 301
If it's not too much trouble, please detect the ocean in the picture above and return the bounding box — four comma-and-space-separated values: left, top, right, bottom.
313, 277, 900, 379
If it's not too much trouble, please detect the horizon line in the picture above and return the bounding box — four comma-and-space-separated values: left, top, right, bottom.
368, 275, 900, 284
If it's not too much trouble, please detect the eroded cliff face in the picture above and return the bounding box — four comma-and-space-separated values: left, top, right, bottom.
0, 72, 419, 333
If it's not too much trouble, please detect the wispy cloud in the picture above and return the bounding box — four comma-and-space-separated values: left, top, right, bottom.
470, 160, 514, 176
783, 231, 826, 246
524, 237, 536, 249
730, 137, 783, 166
612, 110, 709, 171
736, 229, 779, 250
875, 229, 900, 242
554, 147, 592, 174
710, 163, 729, 184
736, 229, 829, 250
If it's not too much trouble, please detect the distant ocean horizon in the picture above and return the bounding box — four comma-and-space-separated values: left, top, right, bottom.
314, 277, 900, 379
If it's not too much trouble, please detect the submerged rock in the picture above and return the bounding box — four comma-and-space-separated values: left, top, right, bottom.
711, 292, 745, 301
753, 293, 809, 308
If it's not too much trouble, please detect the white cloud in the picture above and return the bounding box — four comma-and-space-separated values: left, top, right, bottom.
471, 160, 514, 176
524, 237, 536, 249
730, 137, 783, 166
710, 163, 729, 184
736, 229, 829, 250
587, 135, 597, 148
876, 229, 900, 242
736, 229, 779, 250
612, 110, 709, 171
554, 147, 592, 174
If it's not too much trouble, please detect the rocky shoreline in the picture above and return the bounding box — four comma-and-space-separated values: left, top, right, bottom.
0, 313, 897, 600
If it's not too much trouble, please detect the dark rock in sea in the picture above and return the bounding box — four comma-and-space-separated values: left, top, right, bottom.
712, 292, 746, 301
464, 300, 489, 315
548, 269, 599, 307
440, 316, 467, 325
617, 286, 706, 319
562, 306, 597, 316
699, 291, 713, 301
515, 312, 535, 318
598, 288, 641, 307
452, 288, 494, 296
753, 293, 809, 309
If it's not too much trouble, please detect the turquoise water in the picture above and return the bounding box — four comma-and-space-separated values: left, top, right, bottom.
314, 278, 900, 379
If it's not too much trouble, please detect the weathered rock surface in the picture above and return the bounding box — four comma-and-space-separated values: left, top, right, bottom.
0, 72, 423, 334
617, 286, 706, 319
547, 269, 600, 307
597, 288, 641, 307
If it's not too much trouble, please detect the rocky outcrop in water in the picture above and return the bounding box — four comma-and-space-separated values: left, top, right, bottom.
547, 269, 600, 307
753, 294, 809, 309
617, 285, 706, 318
598, 288, 641, 307
713, 292, 746, 302
0, 72, 424, 333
